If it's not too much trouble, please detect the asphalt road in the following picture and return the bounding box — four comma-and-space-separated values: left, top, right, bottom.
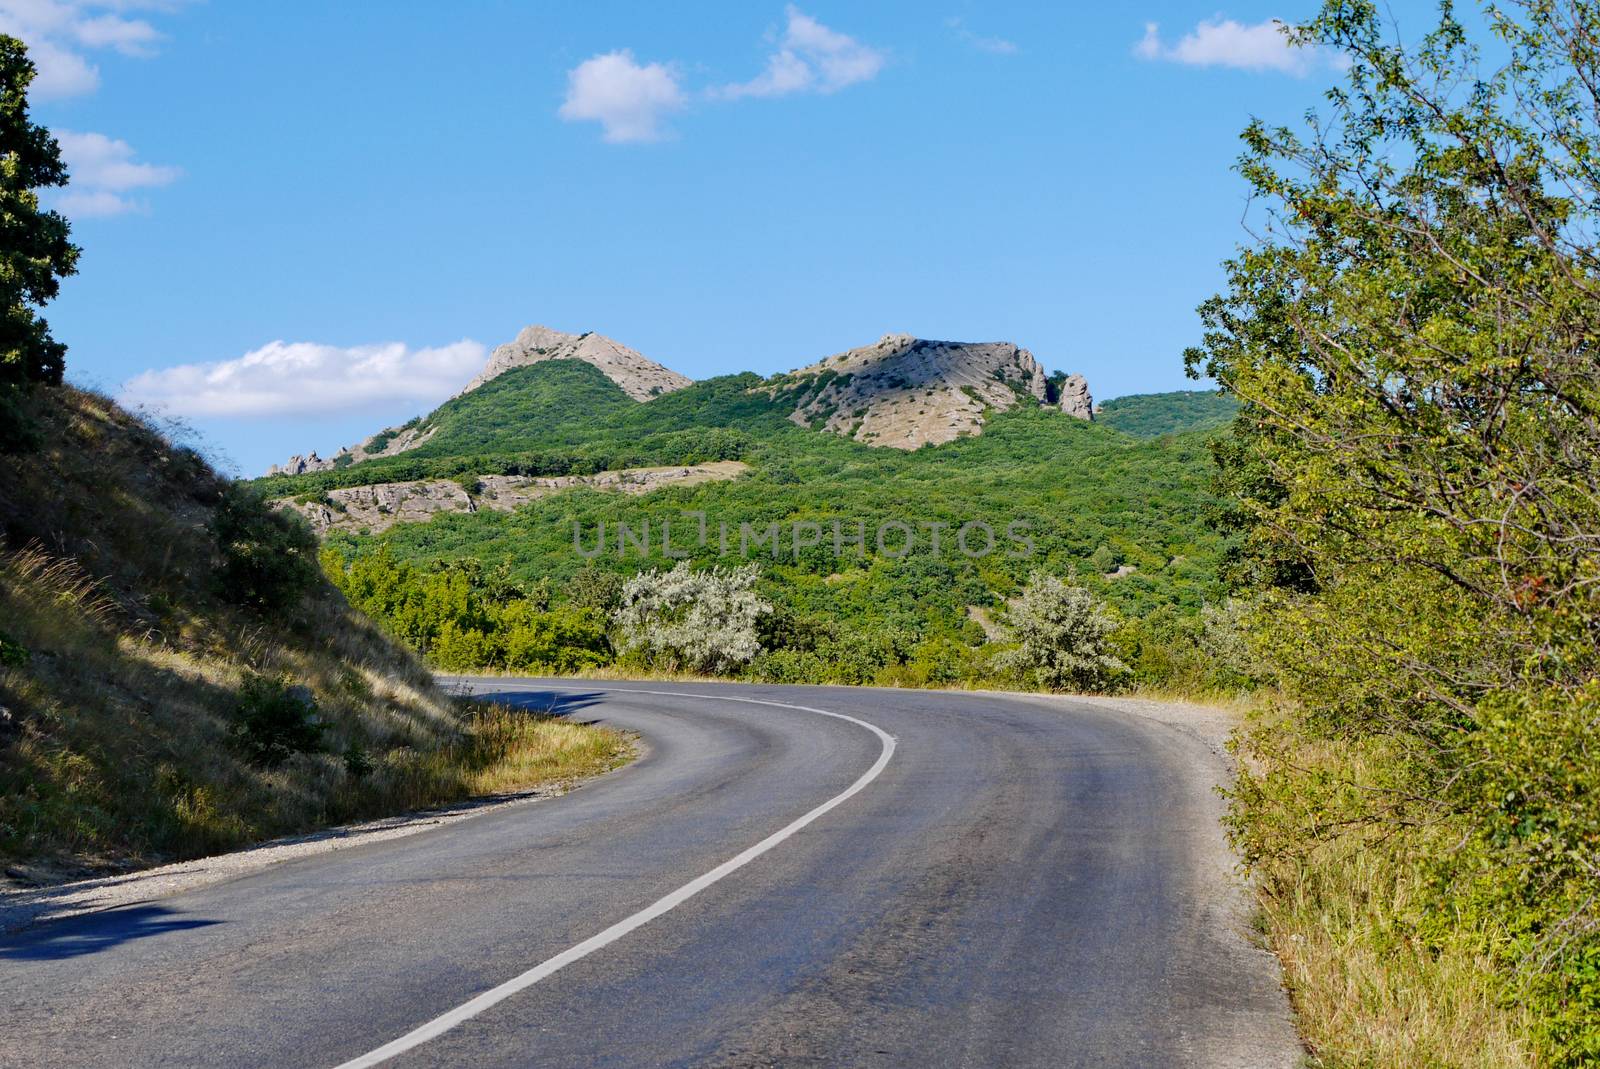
0, 681, 1301, 1068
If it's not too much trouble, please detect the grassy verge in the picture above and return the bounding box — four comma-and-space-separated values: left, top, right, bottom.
1231, 705, 1540, 1068
424, 699, 632, 800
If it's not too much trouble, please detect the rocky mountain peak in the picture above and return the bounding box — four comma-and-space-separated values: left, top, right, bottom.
266, 324, 692, 475
461, 325, 693, 402
781, 334, 1089, 449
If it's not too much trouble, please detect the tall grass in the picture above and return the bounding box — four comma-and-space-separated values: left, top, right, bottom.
1233, 714, 1540, 1068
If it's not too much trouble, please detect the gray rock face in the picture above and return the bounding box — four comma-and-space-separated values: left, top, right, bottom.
1059, 373, 1094, 420
780, 334, 1085, 449
463, 325, 694, 402
267, 453, 336, 477
266, 423, 440, 479
283, 480, 476, 535
277, 461, 748, 536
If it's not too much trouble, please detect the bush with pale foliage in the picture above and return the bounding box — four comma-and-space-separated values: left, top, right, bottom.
613, 562, 769, 675
1001, 572, 1127, 693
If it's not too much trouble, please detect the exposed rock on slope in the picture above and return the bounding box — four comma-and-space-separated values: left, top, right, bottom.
1058, 373, 1093, 419
266, 421, 439, 477
278, 460, 748, 535
780, 334, 1090, 449
463, 325, 693, 401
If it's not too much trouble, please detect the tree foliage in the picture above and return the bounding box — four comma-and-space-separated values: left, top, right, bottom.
210, 485, 322, 613
0, 35, 78, 387
1189, 2, 1600, 1059
323, 547, 611, 674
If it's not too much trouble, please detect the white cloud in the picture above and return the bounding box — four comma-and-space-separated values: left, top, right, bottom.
25, 37, 99, 95
121, 339, 489, 418
0, 3, 187, 218
0, 0, 175, 98
55, 188, 131, 216
51, 129, 179, 217
1135, 17, 1332, 76
559, 8, 885, 143
72, 12, 160, 55
558, 50, 686, 143
947, 17, 1017, 56
717, 5, 885, 99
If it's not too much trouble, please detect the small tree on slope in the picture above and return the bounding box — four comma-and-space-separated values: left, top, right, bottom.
0, 35, 79, 387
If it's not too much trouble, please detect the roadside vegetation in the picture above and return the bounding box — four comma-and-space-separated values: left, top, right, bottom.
0, 40, 628, 877
323, 535, 1253, 696
0, 385, 630, 875
1191, 3, 1600, 1064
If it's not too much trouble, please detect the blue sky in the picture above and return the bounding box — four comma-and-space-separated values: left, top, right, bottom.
7, 1, 1428, 473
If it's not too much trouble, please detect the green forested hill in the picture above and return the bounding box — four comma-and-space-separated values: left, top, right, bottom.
1097, 390, 1237, 438
257, 363, 785, 495
258, 366, 1232, 687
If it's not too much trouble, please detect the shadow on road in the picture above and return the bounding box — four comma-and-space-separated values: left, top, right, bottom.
483, 688, 612, 724
0, 904, 220, 960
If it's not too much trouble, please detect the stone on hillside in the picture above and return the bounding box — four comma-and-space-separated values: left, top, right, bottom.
1059, 373, 1094, 420
267, 453, 336, 477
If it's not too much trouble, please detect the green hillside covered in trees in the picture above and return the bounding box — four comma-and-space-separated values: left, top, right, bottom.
257, 374, 1238, 691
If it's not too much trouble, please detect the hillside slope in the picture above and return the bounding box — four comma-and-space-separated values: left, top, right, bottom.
1098, 390, 1237, 438
464, 324, 693, 399
0, 386, 626, 877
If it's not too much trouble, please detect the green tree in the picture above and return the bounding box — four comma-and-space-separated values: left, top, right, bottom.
1188, 2, 1600, 1059
0, 35, 79, 387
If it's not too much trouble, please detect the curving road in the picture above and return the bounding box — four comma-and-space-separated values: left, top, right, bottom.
0, 681, 1300, 1068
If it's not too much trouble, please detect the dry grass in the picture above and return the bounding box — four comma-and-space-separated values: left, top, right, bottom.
442, 701, 632, 797
0, 386, 631, 878
1241, 725, 1540, 1068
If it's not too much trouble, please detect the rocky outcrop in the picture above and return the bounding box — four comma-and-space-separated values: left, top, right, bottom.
778, 334, 1086, 449
268, 453, 336, 477
277, 461, 748, 536
463, 325, 693, 401
265, 422, 442, 478
282, 480, 474, 534
267, 324, 692, 476
1058, 373, 1093, 420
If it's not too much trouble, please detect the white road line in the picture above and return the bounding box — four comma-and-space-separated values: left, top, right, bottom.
332, 685, 897, 1069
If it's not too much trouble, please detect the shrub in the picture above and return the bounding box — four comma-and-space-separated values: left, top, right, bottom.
210, 484, 320, 612
0, 385, 42, 454
1000, 572, 1128, 693
614, 561, 769, 675
499, 603, 610, 673
566, 566, 624, 616
231, 676, 326, 767
0, 629, 26, 669
748, 647, 829, 684
342, 741, 374, 780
